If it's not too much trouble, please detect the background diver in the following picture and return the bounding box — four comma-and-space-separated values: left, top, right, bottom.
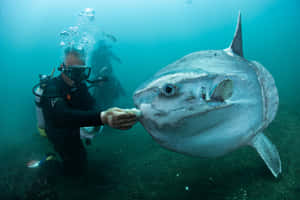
32, 47, 138, 176
89, 40, 125, 110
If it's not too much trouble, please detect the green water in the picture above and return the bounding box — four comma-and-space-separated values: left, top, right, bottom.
0, 0, 300, 199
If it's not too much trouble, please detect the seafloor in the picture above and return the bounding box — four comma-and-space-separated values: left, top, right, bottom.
0, 103, 299, 200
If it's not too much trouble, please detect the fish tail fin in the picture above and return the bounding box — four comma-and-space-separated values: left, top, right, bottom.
248, 132, 281, 178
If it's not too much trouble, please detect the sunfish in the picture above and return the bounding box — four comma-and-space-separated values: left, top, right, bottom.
133, 13, 281, 178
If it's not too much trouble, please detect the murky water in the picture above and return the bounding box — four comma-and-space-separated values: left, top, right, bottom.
0, 0, 299, 199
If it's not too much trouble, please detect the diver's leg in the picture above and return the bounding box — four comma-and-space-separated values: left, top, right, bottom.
48, 132, 87, 177
60, 133, 87, 176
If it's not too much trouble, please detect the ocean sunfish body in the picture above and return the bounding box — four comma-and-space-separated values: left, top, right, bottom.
133, 13, 281, 177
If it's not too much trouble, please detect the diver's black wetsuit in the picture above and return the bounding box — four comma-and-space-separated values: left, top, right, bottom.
41, 75, 102, 176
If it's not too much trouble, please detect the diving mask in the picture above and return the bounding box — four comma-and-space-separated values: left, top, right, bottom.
59, 63, 91, 83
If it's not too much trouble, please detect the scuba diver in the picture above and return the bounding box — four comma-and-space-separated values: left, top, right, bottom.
32, 47, 138, 176
90, 40, 125, 110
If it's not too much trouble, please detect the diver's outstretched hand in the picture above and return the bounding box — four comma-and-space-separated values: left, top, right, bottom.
100, 107, 139, 130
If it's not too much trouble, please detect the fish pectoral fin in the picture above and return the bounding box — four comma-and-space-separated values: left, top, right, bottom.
248, 132, 282, 178
210, 79, 233, 101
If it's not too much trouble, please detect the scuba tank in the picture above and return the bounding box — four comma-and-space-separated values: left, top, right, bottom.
35, 85, 45, 130
32, 69, 55, 136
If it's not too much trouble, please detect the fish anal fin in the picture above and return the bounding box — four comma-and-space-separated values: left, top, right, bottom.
248, 133, 282, 178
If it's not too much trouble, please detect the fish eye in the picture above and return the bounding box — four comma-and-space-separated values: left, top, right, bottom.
161, 83, 177, 97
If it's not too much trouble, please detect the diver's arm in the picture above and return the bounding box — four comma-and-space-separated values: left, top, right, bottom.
50, 98, 102, 128
81, 83, 97, 110
50, 101, 138, 130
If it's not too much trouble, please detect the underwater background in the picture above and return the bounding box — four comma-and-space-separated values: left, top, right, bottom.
0, 0, 300, 199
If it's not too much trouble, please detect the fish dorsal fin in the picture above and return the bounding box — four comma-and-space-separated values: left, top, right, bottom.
210, 79, 233, 101
229, 12, 243, 57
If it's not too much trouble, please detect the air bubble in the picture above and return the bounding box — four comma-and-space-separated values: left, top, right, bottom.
60, 41, 65, 47
69, 26, 79, 33
60, 30, 69, 37
78, 8, 95, 22
59, 8, 96, 50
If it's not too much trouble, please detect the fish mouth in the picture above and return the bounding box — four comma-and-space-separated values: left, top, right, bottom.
151, 102, 233, 118
144, 103, 233, 127
141, 102, 234, 139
